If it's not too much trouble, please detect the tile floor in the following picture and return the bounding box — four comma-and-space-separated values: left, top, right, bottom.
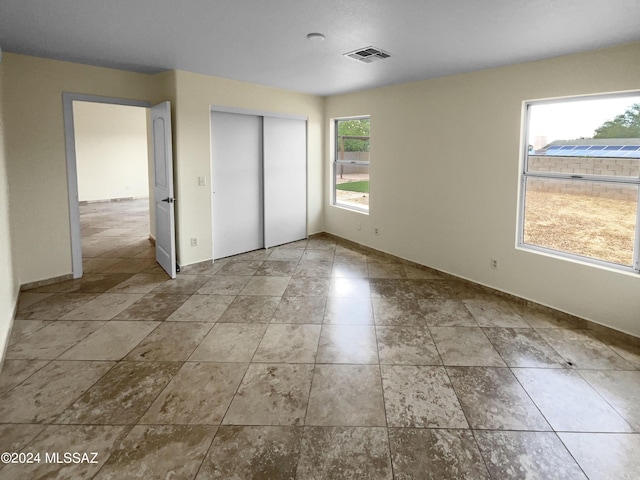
1, 199, 640, 479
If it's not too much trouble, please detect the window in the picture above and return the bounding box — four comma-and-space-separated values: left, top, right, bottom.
519, 93, 640, 272
334, 117, 370, 212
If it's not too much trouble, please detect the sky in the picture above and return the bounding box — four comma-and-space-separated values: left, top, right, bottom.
528, 94, 640, 147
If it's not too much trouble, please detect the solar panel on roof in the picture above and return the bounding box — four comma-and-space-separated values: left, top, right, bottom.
540, 143, 640, 158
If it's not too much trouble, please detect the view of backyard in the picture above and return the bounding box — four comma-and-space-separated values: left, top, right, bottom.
335, 117, 370, 210
524, 189, 637, 266
335, 177, 369, 206
523, 96, 640, 268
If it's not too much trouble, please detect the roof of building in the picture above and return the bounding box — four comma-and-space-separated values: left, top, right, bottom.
534, 138, 640, 158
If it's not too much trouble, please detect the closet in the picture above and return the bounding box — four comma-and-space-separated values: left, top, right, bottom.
210, 108, 307, 259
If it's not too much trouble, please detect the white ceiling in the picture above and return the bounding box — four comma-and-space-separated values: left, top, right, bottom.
1, 0, 639, 96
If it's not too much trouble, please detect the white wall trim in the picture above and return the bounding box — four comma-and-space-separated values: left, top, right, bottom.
62, 93, 151, 278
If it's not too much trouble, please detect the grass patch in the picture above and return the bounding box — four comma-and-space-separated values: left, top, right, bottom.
336, 180, 369, 193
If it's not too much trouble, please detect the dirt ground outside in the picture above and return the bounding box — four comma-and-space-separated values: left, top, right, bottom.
336, 190, 369, 206
524, 190, 637, 266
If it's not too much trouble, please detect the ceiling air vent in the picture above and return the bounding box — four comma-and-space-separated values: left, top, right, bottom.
344, 46, 391, 63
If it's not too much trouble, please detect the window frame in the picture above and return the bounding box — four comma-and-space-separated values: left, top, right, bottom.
333, 115, 370, 214
517, 93, 640, 274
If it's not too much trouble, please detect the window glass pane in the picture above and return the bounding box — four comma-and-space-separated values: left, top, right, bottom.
523, 177, 637, 267
335, 165, 369, 209
336, 118, 370, 161
335, 117, 370, 211
528, 150, 640, 178
527, 97, 640, 178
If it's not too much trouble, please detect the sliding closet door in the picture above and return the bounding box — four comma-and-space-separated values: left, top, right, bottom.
211, 111, 263, 259
263, 116, 307, 248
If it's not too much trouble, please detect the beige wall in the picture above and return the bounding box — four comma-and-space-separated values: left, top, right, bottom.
3, 53, 161, 285
171, 70, 324, 266
0, 57, 19, 362
324, 41, 640, 336
3, 54, 324, 285
73, 102, 149, 202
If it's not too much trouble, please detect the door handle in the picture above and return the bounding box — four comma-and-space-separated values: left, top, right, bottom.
161, 197, 175, 203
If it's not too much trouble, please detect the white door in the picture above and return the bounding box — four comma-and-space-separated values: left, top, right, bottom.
263, 116, 307, 247
151, 101, 176, 278
211, 111, 264, 259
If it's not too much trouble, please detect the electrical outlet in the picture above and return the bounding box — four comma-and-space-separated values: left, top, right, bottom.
198, 176, 206, 186
374, 227, 380, 236
191, 237, 199, 247
357, 222, 361, 231
491, 258, 498, 270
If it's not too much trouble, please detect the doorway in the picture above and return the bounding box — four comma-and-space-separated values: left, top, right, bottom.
63, 93, 176, 279
73, 101, 152, 273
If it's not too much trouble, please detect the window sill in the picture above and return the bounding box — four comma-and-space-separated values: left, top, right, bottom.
331, 203, 370, 215
516, 243, 640, 277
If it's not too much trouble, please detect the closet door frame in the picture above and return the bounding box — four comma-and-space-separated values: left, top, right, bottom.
209, 105, 308, 259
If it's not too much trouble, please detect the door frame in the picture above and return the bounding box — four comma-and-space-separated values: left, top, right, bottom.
63, 93, 151, 279
209, 105, 308, 259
